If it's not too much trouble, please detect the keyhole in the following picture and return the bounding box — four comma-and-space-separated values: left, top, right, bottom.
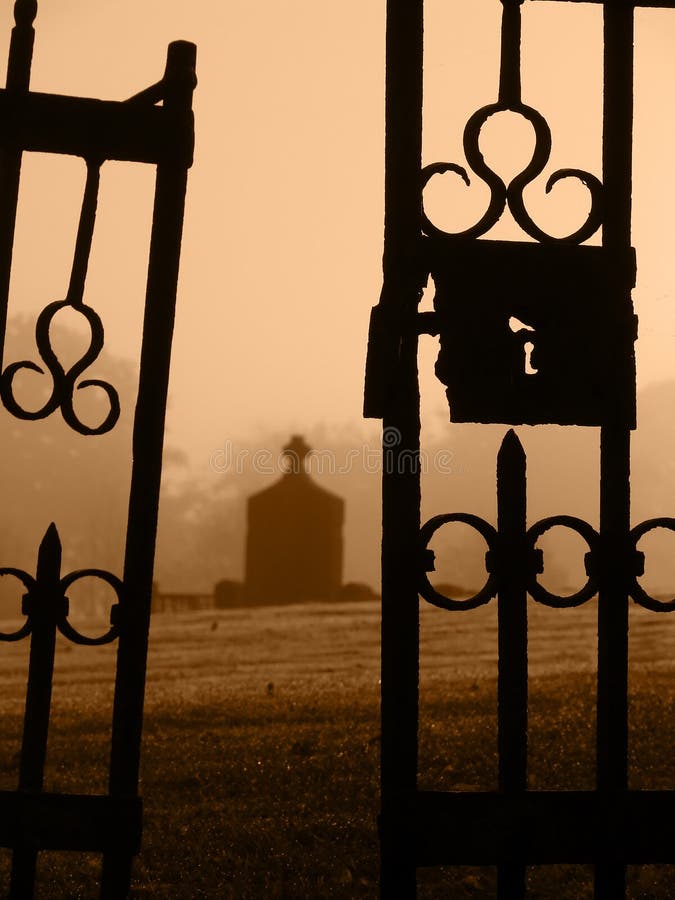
524, 341, 538, 375
509, 316, 538, 376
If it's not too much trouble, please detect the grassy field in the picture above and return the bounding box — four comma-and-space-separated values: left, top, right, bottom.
1, 599, 675, 897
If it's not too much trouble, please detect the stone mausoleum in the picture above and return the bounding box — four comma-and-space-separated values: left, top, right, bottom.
244, 435, 344, 604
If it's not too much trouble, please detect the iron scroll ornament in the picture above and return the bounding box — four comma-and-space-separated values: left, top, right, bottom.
421, 0, 603, 245
0, 159, 120, 435
420, 101, 604, 244
419, 514, 675, 612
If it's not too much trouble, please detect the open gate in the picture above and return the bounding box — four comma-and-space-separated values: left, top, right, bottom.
0, 2, 195, 896
365, 0, 675, 896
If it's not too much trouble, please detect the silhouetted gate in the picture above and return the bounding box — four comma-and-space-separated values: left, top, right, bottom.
365, 0, 675, 896
0, 2, 195, 896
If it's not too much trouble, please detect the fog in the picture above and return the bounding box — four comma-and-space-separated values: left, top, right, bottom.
1, 315, 674, 614
1, 2, 675, 610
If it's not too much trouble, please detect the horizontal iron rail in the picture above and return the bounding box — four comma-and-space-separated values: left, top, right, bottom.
0, 90, 194, 166
0, 791, 142, 854
414, 790, 675, 866
529, 0, 675, 7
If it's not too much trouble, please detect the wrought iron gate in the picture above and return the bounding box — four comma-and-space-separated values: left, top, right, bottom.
365, 0, 675, 897
0, 2, 195, 896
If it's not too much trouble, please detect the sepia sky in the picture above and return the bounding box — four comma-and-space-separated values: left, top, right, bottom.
2, 0, 675, 471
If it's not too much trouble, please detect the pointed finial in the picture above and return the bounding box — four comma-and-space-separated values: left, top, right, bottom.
497, 429, 527, 537
499, 428, 525, 463
497, 429, 527, 530
36, 523, 62, 582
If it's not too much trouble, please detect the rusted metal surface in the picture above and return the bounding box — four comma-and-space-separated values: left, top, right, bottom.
367, 0, 675, 897
0, 1, 196, 896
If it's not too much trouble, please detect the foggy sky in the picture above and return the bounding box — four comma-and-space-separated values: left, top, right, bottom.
2, 1, 675, 471
1, 2, 675, 593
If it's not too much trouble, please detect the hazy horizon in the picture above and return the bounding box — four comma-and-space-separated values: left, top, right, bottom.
1, 2, 675, 468
1, 2, 675, 601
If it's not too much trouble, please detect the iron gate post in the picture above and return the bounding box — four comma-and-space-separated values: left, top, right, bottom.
9, 525, 62, 898
376, 1, 424, 897
0, 3, 196, 895
496, 432, 528, 899
596, 5, 634, 895
102, 40, 197, 898
0, 0, 36, 371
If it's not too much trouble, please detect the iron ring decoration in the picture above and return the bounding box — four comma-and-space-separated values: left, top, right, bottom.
0, 566, 121, 645
420, 102, 603, 245
526, 515, 600, 608
629, 518, 675, 612
57, 568, 123, 645
418, 512, 498, 611
0, 568, 36, 642
0, 299, 121, 435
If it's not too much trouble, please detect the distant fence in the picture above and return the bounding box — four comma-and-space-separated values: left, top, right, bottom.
151, 592, 214, 614
150, 580, 379, 614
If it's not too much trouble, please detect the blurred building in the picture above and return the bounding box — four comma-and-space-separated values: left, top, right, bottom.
245, 435, 344, 604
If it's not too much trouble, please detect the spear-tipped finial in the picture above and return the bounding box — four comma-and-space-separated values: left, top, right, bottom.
36, 523, 62, 583
498, 428, 526, 466
497, 429, 527, 529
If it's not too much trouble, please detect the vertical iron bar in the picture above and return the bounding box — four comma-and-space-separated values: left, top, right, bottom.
496, 430, 528, 900
65, 160, 101, 308
102, 41, 196, 899
0, 0, 37, 373
380, 0, 423, 897
596, 4, 634, 898
499, 0, 523, 107
10, 524, 62, 900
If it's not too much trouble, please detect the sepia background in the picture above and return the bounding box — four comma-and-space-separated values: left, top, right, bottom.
0, 0, 674, 600
2, 2, 675, 896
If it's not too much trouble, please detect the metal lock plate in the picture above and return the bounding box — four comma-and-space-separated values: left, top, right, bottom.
427, 238, 637, 428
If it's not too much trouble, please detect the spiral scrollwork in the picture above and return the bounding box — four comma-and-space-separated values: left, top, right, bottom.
0, 299, 120, 435
421, 101, 603, 245
0, 160, 120, 435
421, 0, 603, 245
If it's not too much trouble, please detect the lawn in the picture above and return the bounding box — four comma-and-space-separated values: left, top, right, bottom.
1, 599, 675, 897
